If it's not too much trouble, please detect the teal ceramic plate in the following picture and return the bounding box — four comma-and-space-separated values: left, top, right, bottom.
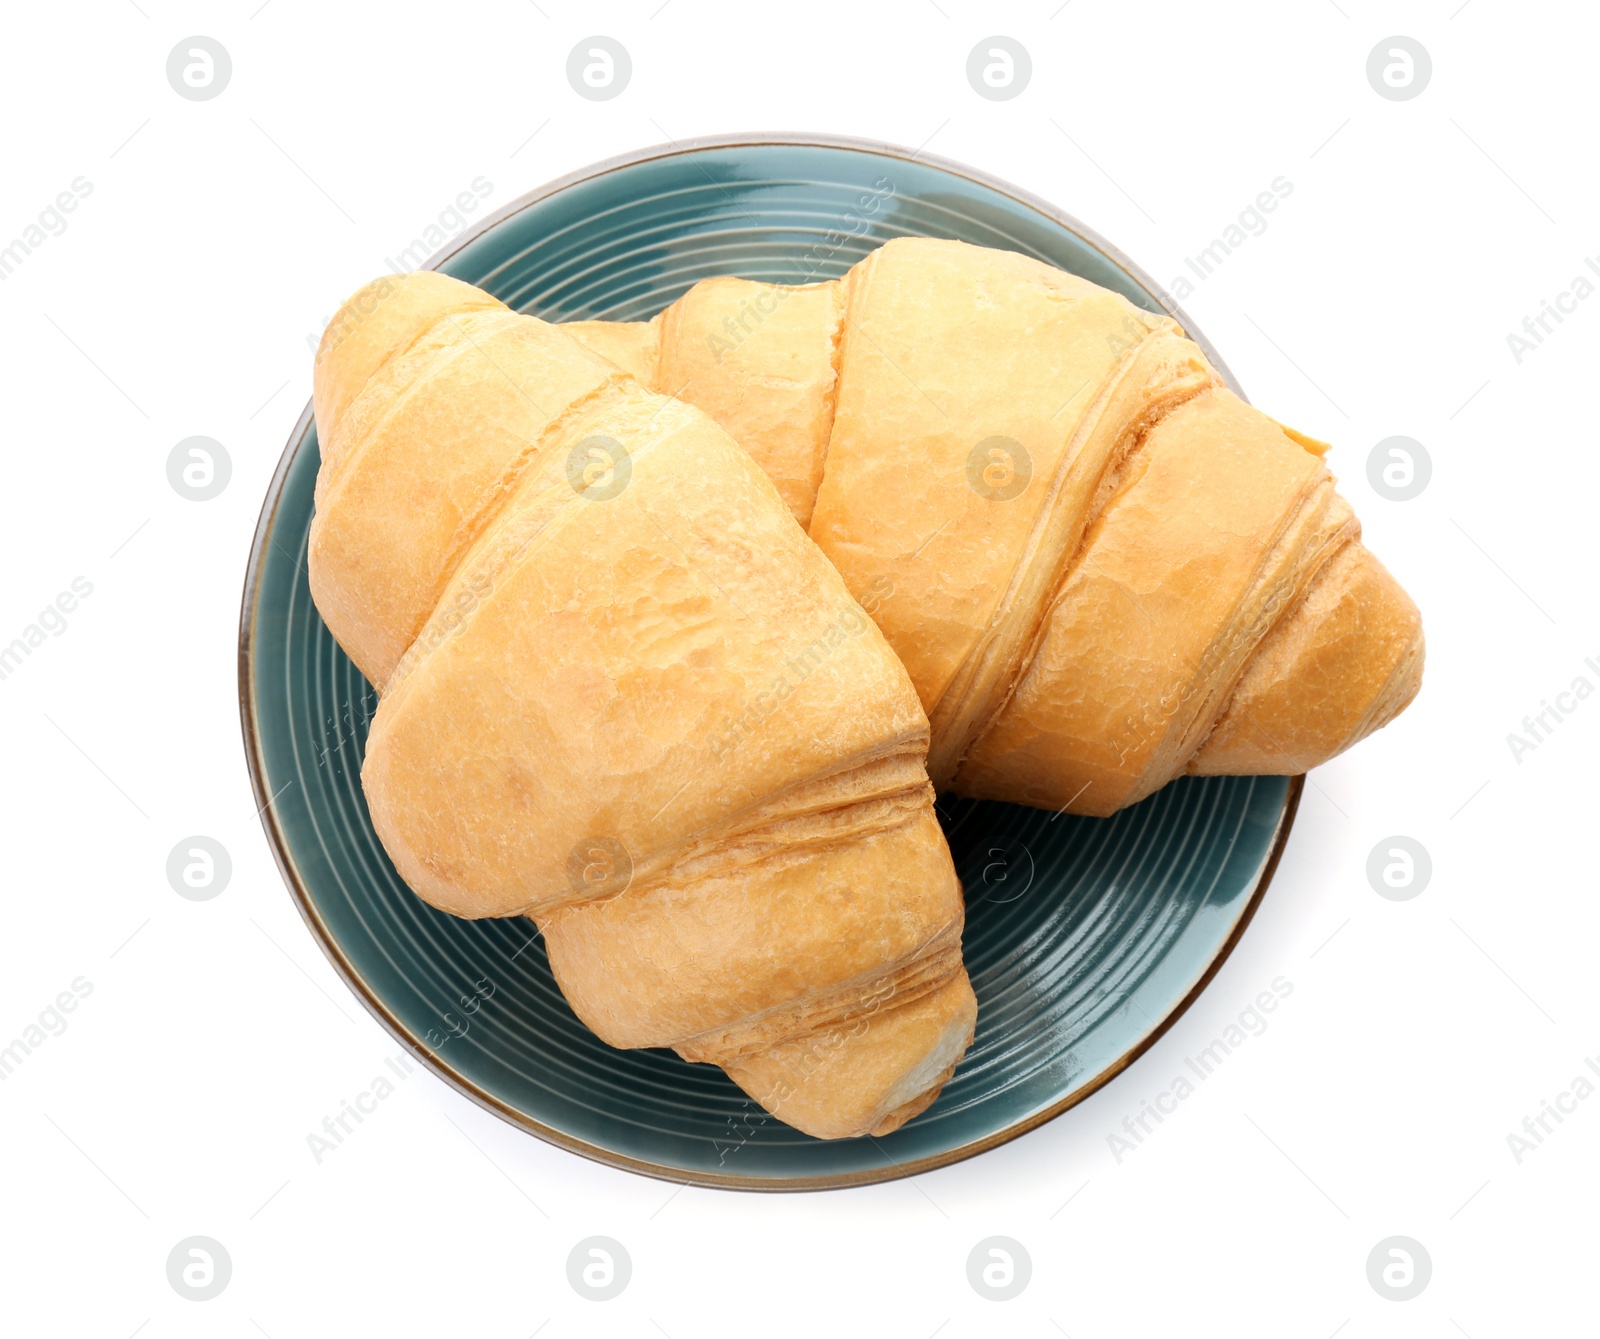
240, 134, 1302, 1190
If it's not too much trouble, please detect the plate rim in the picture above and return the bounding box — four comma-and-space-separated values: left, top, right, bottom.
428, 130, 1244, 397
238, 131, 1301, 1192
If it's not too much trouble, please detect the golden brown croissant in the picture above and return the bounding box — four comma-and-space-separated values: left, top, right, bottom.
308, 272, 976, 1140
565, 238, 1424, 816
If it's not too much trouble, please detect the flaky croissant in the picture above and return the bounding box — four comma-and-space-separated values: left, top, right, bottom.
308, 272, 976, 1140
565, 238, 1424, 816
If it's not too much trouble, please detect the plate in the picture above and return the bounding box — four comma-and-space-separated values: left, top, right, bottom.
240, 134, 1302, 1190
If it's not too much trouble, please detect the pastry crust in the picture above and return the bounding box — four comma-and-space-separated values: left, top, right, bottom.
566, 237, 1424, 813
310, 275, 975, 1140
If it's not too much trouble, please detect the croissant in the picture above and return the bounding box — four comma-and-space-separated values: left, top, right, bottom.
565, 238, 1424, 815
307, 272, 976, 1140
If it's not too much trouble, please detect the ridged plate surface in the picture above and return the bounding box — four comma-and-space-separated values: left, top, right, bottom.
241, 136, 1300, 1189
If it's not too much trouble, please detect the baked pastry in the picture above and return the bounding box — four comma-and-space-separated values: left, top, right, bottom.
308, 272, 976, 1140
565, 238, 1424, 815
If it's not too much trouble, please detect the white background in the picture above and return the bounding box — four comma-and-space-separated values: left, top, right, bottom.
1, 2, 1594, 1335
